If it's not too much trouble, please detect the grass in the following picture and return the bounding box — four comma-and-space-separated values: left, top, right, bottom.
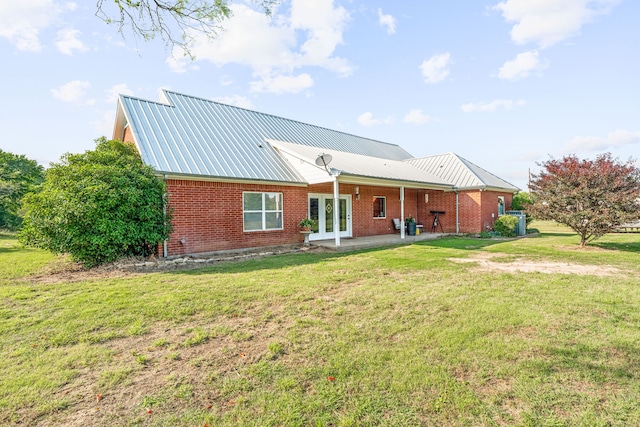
0, 222, 639, 426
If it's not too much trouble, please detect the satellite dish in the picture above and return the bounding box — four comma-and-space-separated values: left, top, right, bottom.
315, 153, 333, 170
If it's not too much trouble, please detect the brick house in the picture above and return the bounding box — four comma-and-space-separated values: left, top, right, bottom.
113, 90, 518, 256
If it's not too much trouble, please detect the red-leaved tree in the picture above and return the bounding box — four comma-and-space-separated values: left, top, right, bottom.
530, 153, 640, 247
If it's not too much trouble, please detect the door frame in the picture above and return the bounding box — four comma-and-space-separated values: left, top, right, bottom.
308, 193, 352, 241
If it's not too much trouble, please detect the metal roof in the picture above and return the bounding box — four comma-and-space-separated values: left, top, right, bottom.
116, 90, 412, 183
268, 139, 452, 189
407, 152, 519, 192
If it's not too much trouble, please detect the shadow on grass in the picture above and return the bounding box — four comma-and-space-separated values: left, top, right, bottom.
547, 341, 639, 382
590, 240, 640, 254
168, 249, 362, 276
0, 247, 22, 254
417, 236, 510, 251
167, 236, 510, 276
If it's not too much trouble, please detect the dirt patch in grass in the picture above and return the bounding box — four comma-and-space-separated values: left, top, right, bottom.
448, 252, 625, 276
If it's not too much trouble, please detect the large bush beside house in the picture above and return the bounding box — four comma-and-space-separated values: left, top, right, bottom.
19, 138, 171, 267
494, 215, 519, 237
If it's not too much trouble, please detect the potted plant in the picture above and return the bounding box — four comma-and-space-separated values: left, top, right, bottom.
298, 218, 314, 231
405, 215, 417, 236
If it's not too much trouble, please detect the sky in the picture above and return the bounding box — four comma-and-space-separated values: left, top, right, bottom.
1, 0, 638, 190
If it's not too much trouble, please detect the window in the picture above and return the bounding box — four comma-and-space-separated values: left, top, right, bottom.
243, 192, 283, 231
497, 196, 505, 216
373, 196, 386, 218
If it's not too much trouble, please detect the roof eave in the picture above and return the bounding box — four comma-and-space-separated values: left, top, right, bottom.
153, 171, 308, 187
336, 173, 453, 190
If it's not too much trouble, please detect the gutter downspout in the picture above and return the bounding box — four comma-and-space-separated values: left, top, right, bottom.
333, 177, 340, 247
163, 174, 168, 258
400, 186, 405, 239
455, 188, 459, 235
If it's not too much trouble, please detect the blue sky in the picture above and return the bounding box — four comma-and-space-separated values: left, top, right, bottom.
1, 0, 638, 190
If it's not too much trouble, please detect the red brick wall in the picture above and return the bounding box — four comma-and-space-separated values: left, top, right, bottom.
481, 191, 515, 231
163, 178, 514, 256
418, 190, 458, 233
458, 191, 483, 233
415, 189, 515, 234
165, 179, 308, 256
123, 125, 134, 143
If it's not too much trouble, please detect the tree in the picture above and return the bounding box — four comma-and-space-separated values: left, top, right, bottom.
529, 153, 640, 247
0, 150, 44, 230
96, 0, 278, 57
510, 191, 533, 226
19, 138, 171, 267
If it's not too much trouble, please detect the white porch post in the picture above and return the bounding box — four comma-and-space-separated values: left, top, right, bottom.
333, 178, 340, 247
400, 186, 405, 239
455, 189, 460, 235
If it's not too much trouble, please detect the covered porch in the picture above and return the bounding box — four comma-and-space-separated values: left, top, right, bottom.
268, 138, 455, 249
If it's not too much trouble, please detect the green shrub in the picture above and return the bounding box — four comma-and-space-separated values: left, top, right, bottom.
0, 150, 44, 230
494, 215, 519, 237
511, 192, 533, 226
19, 138, 171, 267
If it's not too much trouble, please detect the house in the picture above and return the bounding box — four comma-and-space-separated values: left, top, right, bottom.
112, 90, 518, 256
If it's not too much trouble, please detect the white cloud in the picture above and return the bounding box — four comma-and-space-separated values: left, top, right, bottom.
250, 73, 314, 94
494, 0, 621, 49
55, 28, 89, 55
91, 110, 115, 137
213, 95, 255, 110
166, 54, 199, 73
51, 80, 95, 105
220, 75, 233, 86
461, 99, 526, 112
0, 0, 60, 52
357, 112, 394, 127
419, 53, 451, 84
498, 50, 546, 80
378, 9, 396, 34
167, 1, 351, 92
565, 130, 640, 153
105, 84, 133, 104
403, 109, 433, 125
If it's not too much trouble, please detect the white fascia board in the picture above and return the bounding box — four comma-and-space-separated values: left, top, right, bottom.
455, 185, 520, 193
153, 172, 308, 187
337, 174, 453, 190
112, 98, 127, 141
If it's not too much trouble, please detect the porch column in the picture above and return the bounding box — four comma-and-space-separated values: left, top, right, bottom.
333, 178, 340, 247
400, 186, 405, 239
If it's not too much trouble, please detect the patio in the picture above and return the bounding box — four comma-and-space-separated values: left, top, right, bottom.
310, 232, 448, 252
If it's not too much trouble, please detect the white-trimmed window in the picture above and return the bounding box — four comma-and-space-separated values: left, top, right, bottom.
373, 196, 386, 218
498, 196, 505, 216
243, 192, 283, 231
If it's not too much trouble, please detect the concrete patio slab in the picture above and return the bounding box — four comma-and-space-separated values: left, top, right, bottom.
310, 232, 448, 252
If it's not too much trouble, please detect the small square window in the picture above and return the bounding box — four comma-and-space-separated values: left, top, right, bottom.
243, 192, 284, 231
373, 196, 386, 218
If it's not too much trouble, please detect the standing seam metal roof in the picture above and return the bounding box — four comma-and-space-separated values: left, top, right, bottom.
119, 90, 414, 183
406, 153, 519, 191
117, 91, 516, 190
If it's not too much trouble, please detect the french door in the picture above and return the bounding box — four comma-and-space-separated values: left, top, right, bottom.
308, 194, 351, 241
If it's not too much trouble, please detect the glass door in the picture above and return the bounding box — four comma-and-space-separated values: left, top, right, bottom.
308, 194, 351, 240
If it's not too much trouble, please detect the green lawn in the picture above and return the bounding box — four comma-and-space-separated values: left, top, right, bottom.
1, 223, 639, 426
